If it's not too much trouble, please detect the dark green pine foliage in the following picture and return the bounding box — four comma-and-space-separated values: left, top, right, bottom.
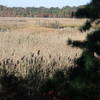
76, 0, 100, 19
68, 0, 100, 100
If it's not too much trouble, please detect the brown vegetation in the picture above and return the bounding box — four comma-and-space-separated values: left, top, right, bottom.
0, 18, 87, 68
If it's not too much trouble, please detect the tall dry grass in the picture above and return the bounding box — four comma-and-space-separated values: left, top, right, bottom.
0, 17, 87, 67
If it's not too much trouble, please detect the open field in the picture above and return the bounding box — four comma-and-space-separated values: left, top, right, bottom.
0, 17, 87, 66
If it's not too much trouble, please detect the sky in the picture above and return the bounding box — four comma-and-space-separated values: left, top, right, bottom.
0, 0, 91, 8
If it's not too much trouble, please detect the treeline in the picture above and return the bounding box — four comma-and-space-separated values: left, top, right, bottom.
0, 5, 78, 18
1, 4, 99, 18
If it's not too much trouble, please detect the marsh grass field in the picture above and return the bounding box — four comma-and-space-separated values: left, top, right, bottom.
0, 17, 87, 70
